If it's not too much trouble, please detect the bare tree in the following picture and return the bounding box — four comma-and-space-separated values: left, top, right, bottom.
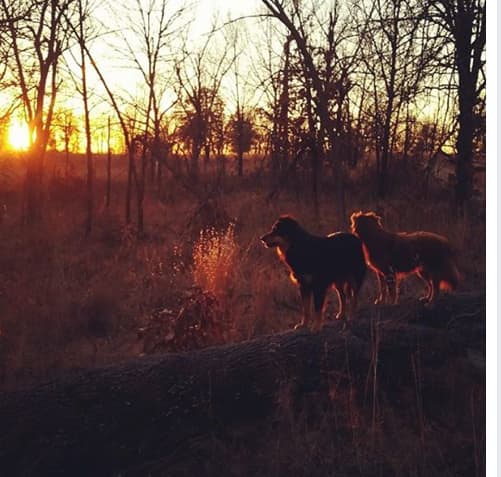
353, 0, 441, 197
0, 8, 19, 132
260, 0, 357, 219
1, 0, 77, 222
52, 109, 78, 176
228, 112, 254, 176
76, 0, 94, 236
175, 21, 233, 179
106, 116, 112, 207
226, 24, 257, 177
274, 34, 292, 176
66, 21, 138, 225
425, 0, 485, 212
250, 21, 291, 176
117, 0, 188, 232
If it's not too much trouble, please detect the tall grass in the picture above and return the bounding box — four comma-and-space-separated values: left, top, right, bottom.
0, 152, 485, 389
192, 222, 238, 297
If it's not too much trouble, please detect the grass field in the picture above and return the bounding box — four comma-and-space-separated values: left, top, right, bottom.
0, 150, 486, 476
0, 151, 485, 390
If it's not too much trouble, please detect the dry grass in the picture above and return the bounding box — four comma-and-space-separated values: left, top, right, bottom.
0, 152, 485, 384
193, 222, 238, 297
0, 152, 485, 476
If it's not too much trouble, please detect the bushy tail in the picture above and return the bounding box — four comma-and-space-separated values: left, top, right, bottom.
439, 258, 462, 291
439, 280, 454, 292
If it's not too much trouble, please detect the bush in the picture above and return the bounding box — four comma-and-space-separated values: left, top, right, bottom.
192, 222, 238, 297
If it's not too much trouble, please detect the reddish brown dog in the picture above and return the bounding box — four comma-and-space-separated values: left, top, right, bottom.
350, 211, 460, 304
261, 216, 367, 330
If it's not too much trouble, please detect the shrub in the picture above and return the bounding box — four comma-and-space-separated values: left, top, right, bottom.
192, 222, 238, 297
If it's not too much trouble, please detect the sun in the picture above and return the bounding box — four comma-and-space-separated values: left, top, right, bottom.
8, 120, 30, 151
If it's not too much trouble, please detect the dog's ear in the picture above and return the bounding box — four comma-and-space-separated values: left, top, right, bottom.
278, 214, 297, 224
362, 211, 383, 228
276, 215, 300, 229
370, 211, 383, 226
350, 211, 363, 226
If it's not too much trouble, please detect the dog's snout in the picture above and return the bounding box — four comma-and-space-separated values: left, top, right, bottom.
260, 233, 271, 244
260, 232, 275, 247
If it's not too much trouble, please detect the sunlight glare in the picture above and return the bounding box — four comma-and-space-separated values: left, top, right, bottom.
8, 120, 30, 151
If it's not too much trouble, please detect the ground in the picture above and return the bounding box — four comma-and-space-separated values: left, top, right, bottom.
0, 152, 485, 388
0, 151, 486, 475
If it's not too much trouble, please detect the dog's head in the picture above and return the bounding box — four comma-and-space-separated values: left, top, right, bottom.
260, 216, 302, 249
350, 211, 383, 237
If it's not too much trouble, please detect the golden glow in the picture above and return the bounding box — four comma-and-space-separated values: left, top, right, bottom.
8, 120, 30, 151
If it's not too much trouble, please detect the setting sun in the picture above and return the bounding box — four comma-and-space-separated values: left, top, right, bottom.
8, 120, 30, 150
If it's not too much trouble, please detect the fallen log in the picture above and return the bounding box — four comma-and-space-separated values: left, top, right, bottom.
0, 292, 485, 476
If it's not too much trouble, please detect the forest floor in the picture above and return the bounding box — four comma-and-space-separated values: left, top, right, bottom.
0, 152, 485, 390
0, 151, 486, 476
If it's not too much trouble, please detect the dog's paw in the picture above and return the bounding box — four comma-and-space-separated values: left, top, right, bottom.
293, 322, 307, 330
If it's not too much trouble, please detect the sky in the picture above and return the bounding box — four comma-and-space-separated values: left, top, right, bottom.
194, 0, 260, 31
4, 0, 272, 151
30, 0, 268, 152
3, 0, 485, 156
82, 0, 264, 106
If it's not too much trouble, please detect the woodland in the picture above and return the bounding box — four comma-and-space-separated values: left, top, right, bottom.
0, 0, 486, 475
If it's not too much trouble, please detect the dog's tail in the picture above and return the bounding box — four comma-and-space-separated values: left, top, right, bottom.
439, 280, 455, 292
439, 258, 463, 291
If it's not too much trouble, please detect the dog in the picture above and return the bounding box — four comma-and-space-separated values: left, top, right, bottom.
350, 211, 461, 304
261, 216, 367, 330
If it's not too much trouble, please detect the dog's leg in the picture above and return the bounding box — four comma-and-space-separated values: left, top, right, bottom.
334, 286, 347, 321
295, 285, 312, 330
417, 270, 432, 302
344, 282, 357, 320
341, 281, 357, 319
385, 271, 398, 304
375, 273, 387, 304
312, 285, 328, 331
427, 277, 440, 303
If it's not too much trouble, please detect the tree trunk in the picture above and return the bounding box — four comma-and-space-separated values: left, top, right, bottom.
0, 292, 484, 476
279, 36, 291, 174
378, 41, 397, 199
106, 117, 111, 208
455, 59, 476, 214
304, 78, 320, 218
237, 149, 243, 177
137, 147, 146, 235
80, 24, 93, 236
135, 134, 149, 236
65, 140, 70, 177
125, 147, 134, 224
24, 151, 40, 223
191, 149, 200, 180
431, 0, 485, 214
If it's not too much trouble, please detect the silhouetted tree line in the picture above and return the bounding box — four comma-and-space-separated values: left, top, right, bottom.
0, 0, 485, 232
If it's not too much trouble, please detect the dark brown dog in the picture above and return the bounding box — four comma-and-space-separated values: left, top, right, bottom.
350, 211, 461, 304
261, 216, 367, 330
